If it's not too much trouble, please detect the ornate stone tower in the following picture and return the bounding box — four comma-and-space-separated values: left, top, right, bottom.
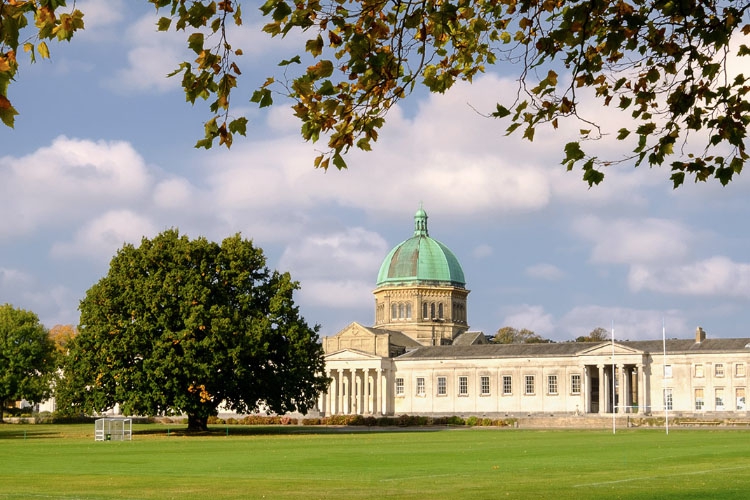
373, 207, 469, 345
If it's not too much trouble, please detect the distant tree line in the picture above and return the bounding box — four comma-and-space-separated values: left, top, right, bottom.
489, 326, 611, 344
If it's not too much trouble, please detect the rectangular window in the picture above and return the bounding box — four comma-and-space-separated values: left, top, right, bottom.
458, 376, 468, 396
503, 376, 512, 395
547, 375, 558, 395
416, 377, 425, 396
715, 364, 725, 377
664, 388, 673, 411
715, 388, 725, 410
695, 364, 704, 378
695, 388, 705, 410
736, 363, 746, 378
571, 374, 581, 395
437, 376, 447, 396
664, 365, 672, 378
736, 388, 746, 410
395, 378, 404, 396
525, 375, 535, 395
480, 376, 490, 396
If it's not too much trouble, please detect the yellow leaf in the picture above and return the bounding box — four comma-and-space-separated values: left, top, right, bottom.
38, 41, 50, 59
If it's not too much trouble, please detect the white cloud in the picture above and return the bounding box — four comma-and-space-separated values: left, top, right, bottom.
0, 136, 151, 236
76, 0, 125, 31
558, 305, 688, 341
526, 263, 565, 281
105, 13, 185, 93
574, 216, 693, 265
500, 304, 556, 336
153, 177, 197, 210
629, 257, 750, 299
279, 228, 389, 311
50, 210, 158, 261
298, 280, 375, 310
0, 268, 78, 326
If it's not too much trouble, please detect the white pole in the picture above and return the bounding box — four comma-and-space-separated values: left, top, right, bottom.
661, 317, 669, 435
611, 320, 616, 435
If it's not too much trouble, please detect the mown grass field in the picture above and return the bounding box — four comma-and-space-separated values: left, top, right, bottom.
1, 424, 749, 499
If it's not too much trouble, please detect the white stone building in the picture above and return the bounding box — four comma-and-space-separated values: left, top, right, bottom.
320, 209, 750, 418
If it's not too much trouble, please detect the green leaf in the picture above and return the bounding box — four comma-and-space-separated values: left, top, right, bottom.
492, 104, 511, 118
279, 55, 301, 66
157, 17, 172, 31
332, 152, 347, 170
187, 33, 204, 54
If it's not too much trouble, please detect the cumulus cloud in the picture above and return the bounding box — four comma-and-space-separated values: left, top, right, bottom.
500, 304, 556, 336
50, 210, 159, 261
0, 136, 151, 237
279, 228, 389, 311
105, 13, 186, 93
629, 257, 750, 299
0, 268, 78, 326
573, 215, 693, 265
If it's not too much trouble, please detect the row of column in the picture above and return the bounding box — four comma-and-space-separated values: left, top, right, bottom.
319, 368, 389, 416
587, 364, 645, 414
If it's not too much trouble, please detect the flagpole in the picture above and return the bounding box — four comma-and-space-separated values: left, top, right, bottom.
661, 317, 669, 435
611, 320, 616, 435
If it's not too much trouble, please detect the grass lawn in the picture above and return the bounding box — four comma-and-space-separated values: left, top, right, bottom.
1, 424, 749, 499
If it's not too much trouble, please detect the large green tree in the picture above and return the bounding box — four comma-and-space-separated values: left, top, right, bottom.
4, 2, 750, 187
0, 304, 57, 422
57, 229, 328, 431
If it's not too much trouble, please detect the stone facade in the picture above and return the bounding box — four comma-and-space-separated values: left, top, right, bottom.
320, 211, 750, 418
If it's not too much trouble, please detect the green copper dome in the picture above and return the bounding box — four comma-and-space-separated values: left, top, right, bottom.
376, 208, 465, 287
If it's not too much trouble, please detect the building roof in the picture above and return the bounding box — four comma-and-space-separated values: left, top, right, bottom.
396, 338, 750, 359
376, 208, 465, 288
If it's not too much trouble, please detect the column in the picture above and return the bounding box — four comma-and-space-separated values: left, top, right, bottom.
348, 370, 355, 415
376, 369, 383, 416
596, 365, 607, 413
379, 369, 387, 416
327, 370, 335, 415
337, 369, 345, 415
582, 365, 589, 414
637, 364, 645, 414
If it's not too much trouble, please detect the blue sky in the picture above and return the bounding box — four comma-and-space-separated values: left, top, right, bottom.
2, 1, 750, 342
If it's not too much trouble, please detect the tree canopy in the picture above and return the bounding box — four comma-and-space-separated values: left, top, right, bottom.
57, 229, 328, 431
0, 304, 57, 421
492, 326, 550, 344
4, 1, 750, 187
575, 326, 610, 342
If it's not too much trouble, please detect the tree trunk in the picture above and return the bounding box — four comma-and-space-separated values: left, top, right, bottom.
187, 413, 208, 432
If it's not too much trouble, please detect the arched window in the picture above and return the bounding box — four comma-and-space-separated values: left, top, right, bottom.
391, 304, 397, 320
430, 303, 436, 319
423, 303, 428, 319
398, 303, 404, 319
406, 303, 412, 319
438, 303, 444, 319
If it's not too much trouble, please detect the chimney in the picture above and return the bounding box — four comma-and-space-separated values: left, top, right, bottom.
695, 327, 706, 343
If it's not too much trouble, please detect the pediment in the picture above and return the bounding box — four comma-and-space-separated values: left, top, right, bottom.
580, 342, 644, 357
325, 349, 385, 361
330, 321, 379, 340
